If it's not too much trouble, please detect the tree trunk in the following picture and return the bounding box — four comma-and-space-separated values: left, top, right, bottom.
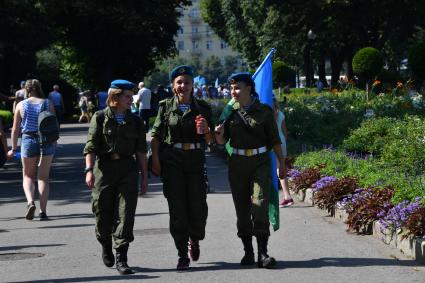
346, 49, 354, 81
318, 55, 328, 87
330, 51, 344, 87
303, 44, 311, 87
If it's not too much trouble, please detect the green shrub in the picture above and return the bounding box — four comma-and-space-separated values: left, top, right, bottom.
342, 117, 402, 156
272, 61, 296, 87
294, 149, 425, 203
352, 47, 384, 83
381, 116, 425, 175
408, 41, 425, 80
377, 69, 403, 86
0, 110, 13, 126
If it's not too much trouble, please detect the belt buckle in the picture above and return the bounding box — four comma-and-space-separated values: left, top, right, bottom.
183, 143, 191, 150
245, 149, 253, 156
110, 153, 120, 160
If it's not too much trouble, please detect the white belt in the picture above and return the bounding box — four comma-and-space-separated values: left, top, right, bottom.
232, 146, 267, 156
173, 143, 202, 150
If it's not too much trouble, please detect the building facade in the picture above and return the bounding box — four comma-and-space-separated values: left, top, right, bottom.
175, 0, 242, 64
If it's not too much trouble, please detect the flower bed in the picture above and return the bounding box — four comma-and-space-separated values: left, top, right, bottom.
288, 167, 425, 264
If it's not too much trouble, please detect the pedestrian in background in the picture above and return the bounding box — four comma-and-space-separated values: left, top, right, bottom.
215, 73, 285, 268
96, 90, 108, 110
150, 65, 214, 270
272, 97, 293, 207
13, 80, 27, 113
48, 84, 64, 126
136, 82, 151, 132
78, 92, 89, 123
7, 79, 56, 221
84, 79, 148, 275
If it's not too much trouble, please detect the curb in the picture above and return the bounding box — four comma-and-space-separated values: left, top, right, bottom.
289, 186, 425, 265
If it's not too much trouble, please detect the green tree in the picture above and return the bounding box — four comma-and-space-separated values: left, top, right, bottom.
201, 56, 223, 84
201, 0, 425, 87
408, 41, 425, 82
0, 0, 56, 91
352, 47, 384, 93
40, 0, 190, 89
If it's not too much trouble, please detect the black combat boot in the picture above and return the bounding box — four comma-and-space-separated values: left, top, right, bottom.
256, 236, 276, 268
101, 241, 115, 267
116, 245, 133, 275
240, 237, 255, 266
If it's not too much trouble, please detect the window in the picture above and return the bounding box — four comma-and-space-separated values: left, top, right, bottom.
206, 40, 212, 50
206, 26, 212, 37
190, 8, 199, 18
220, 41, 227, 49
178, 41, 184, 50
178, 27, 184, 34
192, 26, 198, 33
192, 41, 198, 49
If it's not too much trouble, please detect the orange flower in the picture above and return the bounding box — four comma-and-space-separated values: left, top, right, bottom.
331, 88, 338, 94
372, 80, 381, 86
396, 82, 403, 89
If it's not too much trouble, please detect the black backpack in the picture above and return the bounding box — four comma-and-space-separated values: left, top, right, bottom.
38, 99, 60, 145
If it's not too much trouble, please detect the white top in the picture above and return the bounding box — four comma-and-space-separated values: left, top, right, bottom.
137, 87, 151, 110
276, 110, 286, 144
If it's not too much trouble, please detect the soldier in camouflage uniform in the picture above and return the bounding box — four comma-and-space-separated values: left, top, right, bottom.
150, 65, 214, 270
84, 79, 148, 275
215, 73, 285, 269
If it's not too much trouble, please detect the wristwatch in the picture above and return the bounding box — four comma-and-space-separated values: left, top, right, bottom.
84, 167, 93, 174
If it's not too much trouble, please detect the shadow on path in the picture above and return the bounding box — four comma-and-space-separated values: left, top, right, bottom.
9, 274, 159, 283
0, 244, 66, 252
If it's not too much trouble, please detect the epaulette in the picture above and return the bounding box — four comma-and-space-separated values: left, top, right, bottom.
158, 99, 167, 106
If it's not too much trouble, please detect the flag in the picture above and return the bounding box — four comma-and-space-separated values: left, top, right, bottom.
252, 48, 279, 231
194, 75, 207, 87
215, 78, 219, 88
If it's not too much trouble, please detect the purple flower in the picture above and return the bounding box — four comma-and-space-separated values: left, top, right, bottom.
378, 197, 423, 233
312, 176, 337, 192
287, 169, 302, 179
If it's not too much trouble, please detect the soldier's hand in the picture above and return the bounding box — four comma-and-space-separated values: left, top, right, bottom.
214, 124, 225, 144
151, 157, 161, 176
140, 179, 148, 195
278, 167, 285, 179
86, 172, 95, 189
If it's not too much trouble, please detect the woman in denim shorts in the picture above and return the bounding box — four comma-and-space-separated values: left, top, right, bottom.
7, 79, 56, 221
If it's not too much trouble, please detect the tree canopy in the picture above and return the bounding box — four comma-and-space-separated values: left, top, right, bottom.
200, 0, 425, 86
0, 0, 190, 91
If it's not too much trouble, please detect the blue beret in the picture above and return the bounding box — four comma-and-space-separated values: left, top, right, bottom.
169, 65, 194, 82
228, 72, 254, 86
110, 79, 135, 90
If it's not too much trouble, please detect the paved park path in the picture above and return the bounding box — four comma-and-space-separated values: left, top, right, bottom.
0, 124, 424, 282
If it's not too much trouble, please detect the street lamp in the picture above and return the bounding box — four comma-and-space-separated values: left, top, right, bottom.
306, 29, 316, 88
